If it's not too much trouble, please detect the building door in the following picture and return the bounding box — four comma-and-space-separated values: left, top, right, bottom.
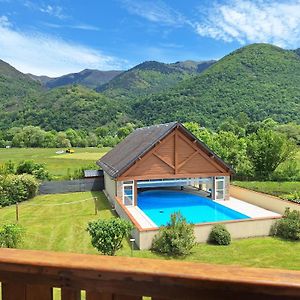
215, 176, 225, 200
123, 181, 134, 206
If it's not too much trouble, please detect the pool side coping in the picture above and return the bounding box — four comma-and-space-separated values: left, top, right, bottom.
115, 196, 282, 232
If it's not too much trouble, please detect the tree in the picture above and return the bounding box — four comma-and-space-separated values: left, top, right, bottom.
213, 131, 253, 177
56, 132, 71, 147
117, 123, 134, 139
152, 212, 195, 257
87, 218, 133, 256
247, 129, 297, 178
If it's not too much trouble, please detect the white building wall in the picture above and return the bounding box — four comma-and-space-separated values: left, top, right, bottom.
104, 172, 116, 206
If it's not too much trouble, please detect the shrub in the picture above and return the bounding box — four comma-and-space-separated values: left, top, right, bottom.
16, 160, 51, 180
209, 224, 231, 245
0, 160, 16, 175
272, 208, 300, 240
0, 174, 39, 207
0, 224, 24, 248
281, 192, 300, 204
152, 212, 195, 257
87, 218, 133, 256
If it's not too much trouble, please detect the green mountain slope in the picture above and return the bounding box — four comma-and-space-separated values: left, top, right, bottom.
29, 69, 123, 89
0, 60, 41, 117
8, 85, 122, 131
133, 44, 300, 128
96, 60, 214, 98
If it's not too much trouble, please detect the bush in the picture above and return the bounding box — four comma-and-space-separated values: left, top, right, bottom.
16, 160, 51, 180
281, 192, 300, 204
152, 212, 195, 257
0, 160, 16, 175
272, 208, 300, 240
87, 218, 133, 256
0, 174, 39, 207
209, 224, 231, 245
0, 224, 24, 248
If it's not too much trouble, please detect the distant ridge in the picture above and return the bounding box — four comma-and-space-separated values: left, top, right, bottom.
29, 69, 123, 89
0, 43, 299, 131
96, 60, 215, 97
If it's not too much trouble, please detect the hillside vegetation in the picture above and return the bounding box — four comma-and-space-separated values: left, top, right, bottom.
30, 69, 123, 89
0, 60, 41, 119
0, 44, 299, 131
96, 60, 214, 98
133, 44, 300, 128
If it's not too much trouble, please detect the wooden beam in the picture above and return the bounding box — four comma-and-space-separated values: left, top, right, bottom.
121, 132, 176, 178
177, 131, 226, 173
175, 131, 177, 173
153, 152, 175, 170
134, 180, 137, 206
61, 287, 81, 300
2, 282, 26, 300
177, 150, 198, 170
118, 172, 230, 181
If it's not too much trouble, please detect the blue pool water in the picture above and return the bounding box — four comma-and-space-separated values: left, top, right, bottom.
137, 190, 249, 226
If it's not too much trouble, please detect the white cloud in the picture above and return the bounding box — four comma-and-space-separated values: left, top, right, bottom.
0, 16, 127, 76
121, 0, 188, 27
42, 22, 100, 31
39, 4, 66, 19
195, 0, 300, 48
24, 1, 68, 19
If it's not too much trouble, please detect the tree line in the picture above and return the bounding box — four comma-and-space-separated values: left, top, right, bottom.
1, 116, 299, 181
0, 123, 135, 148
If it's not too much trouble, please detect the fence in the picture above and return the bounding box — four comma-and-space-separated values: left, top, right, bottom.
39, 177, 104, 194
1, 248, 300, 300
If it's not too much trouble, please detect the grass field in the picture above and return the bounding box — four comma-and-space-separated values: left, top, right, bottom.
0, 147, 109, 179
0, 191, 299, 271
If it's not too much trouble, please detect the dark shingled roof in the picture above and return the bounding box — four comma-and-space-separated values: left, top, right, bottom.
98, 122, 233, 178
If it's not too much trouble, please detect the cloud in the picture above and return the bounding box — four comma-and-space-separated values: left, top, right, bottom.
42, 22, 100, 31
24, 1, 68, 19
0, 16, 127, 76
39, 4, 66, 19
121, 0, 188, 27
195, 0, 300, 48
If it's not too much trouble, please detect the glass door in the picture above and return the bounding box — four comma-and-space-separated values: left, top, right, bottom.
122, 181, 134, 206
215, 176, 225, 200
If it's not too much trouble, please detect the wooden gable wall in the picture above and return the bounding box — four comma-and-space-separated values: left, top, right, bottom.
118, 127, 230, 180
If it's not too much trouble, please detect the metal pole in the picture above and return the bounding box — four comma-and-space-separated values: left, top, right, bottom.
16, 202, 19, 222
94, 197, 97, 215
130, 238, 135, 257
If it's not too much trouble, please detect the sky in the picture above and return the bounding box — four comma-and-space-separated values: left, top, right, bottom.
0, 0, 300, 77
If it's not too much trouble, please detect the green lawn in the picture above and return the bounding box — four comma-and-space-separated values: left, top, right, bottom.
0, 191, 299, 270
233, 181, 300, 198
0, 147, 109, 179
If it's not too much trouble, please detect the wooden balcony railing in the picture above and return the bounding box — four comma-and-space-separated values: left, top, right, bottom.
0, 248, 300, 299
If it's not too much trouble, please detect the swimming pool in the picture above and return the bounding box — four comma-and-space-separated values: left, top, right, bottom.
137, 189, 249, 226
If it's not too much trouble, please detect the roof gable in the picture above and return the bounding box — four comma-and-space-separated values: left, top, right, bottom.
98, 122, 233, 178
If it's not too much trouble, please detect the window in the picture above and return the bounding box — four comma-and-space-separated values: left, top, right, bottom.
215, 177, 225, 200
122, 181, 134, 206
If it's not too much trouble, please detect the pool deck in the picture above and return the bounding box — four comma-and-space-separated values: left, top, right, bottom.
127, 206, 157, 228
127, 196, 281, 230
217, 197, 281, 219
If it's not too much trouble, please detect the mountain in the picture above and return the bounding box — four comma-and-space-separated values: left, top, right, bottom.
29, 69, 123, 89
96, 60, 214, 98
1, 85, 122, 131
170, 60, 216, 73
132, 44, 300, 128
0, 44, 300, 132
0, 60, 41, 117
